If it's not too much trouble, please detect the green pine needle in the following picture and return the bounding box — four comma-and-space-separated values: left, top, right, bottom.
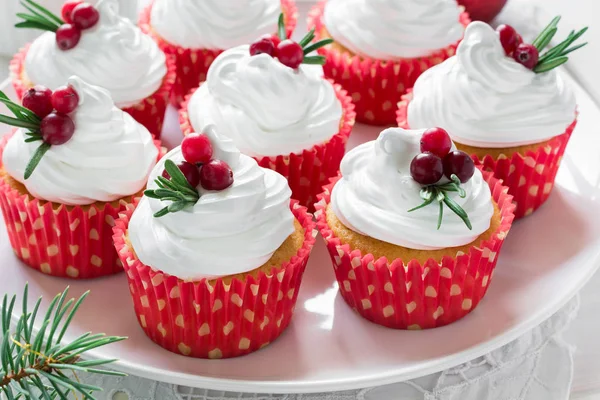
532, 17, 587, 73
408, 174, 472, 230
0, 285, 126, 399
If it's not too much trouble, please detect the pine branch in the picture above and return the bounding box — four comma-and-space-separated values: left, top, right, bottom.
0, 285, 126, 399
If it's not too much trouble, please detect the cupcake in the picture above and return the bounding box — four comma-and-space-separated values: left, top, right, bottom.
315, 127, 515, 329
10, 0, 176, 138
398, 20, 584, 218
0, 77, 160, 279
113, 125, 316, 358
180, 20, 355, 209
307, 0, 470, 126
140, 0, 297, 107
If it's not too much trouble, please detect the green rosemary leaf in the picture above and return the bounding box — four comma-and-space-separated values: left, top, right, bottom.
56, 291, 89, 343
156, 176, 178, 191
278, 13, 286, 40
0, 114, 39, 130
436, 200, 444, 230
16, 12, 54, 28
154, 188, 183, 199
0, 93, 40, 123
14, 21, 56, 32
302, 55, 326, 65
532, 16, 561, 49
164, 160, 189, 188
23, 0, 64, 26
24, 137, 43, 143
534, 56, 568, 73
443, 195, 472, 230
24, 142, 50, 180
299, 28, 316, 48
153, 206, 169, 218
407, 195, 436, 212
535, 27, 557, 51
557, 41, 587, 57
143, 190, 162, 199
303, 38, 333, 55
167, 201, 188, 214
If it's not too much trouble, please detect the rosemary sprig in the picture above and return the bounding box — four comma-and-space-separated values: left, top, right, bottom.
1, 284, 126, 399
276, 13, 333, 66
408, 174, 472, 230
15, 0, 63, 33
0, 90, 50, 180
531, 16, 588, 73
144, 159, 200, 218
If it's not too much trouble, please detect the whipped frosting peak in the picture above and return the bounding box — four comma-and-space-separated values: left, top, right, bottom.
2, 76, 158, 205
150, 0, 281, 50
331, 127, 494, 250
128, 125, 295, 280
407, 22, 577, 147
24, 0, 167, 108
188, 45, 343, 157
323, 0, 465, 60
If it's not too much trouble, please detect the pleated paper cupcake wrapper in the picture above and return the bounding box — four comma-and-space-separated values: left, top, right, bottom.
0, 134, 164, 279
307, 1, 470, 126
397, 94, 577, 219
9, 45, 177, 139
315, 172, 515, 329
140, 0, 298, 108
180, 81, 356, 211
113, 200, 316, 359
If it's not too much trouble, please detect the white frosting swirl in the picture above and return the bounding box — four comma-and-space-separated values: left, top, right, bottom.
407, 22, 577, 148
24, 0, 167, 108
2, 77, 158, 205
188, 45, 343, 157
128, 125, 295, 281
323, 0, 464, 60
150, 0, 281, 50
331, 127, 494, 250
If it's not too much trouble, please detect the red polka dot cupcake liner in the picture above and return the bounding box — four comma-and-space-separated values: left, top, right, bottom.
0, 133, 164, 279
139, 0, 298, 108
9, 45, 177, 139
112, 200, 316, 359
397, 93, 578, 219
315, 172, 515, 329
307, 1, 470, 126
180, 81, 356, 211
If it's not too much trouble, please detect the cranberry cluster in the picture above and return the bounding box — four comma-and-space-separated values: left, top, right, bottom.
163, 133, 234, 191
410, 128, 475, 185
56, 1, 100, 51
22, 85, 79, 145
250, 34, 305, 69
497, 24, 539, 70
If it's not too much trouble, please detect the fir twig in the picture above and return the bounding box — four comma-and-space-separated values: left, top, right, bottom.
0, 285, 126, 399
532, 17, 588, 73
15, 0, 63, 32
408, 174, 472, 230
144, 159, 200, 218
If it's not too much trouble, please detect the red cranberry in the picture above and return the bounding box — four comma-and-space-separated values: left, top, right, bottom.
200, 160, 234, 191
51, 86, 79, 114
410, 152, 444, 185
496, 24, 520, 55
61, 0, 82, 24
277, 40, 304, 69
71, 3, 100, 30
55, 24, 81, 51
513, 43, 539, 70
443, 151, 475, 183
22, 86, 53, 118
161, 161, 201, 188
250, 37, 276, 57
267, 34, 281, 48
181, 133, 213, 165
40, 113, 75, 145
420, 127, 452, 158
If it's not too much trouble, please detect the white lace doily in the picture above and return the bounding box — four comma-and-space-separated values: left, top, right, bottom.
72, 296, 579, 400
